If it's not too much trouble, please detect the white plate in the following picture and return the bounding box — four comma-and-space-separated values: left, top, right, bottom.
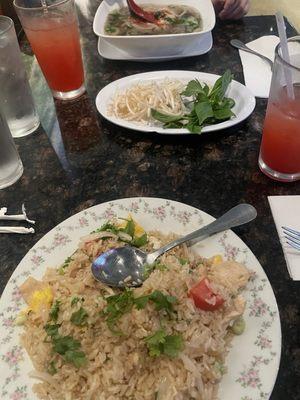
96, 70, 256, 135
0, 197, 281, 400
98, 32, 213, 62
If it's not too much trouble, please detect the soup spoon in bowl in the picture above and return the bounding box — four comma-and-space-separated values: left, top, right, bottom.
91, 203, 257, 288
126, 0, 159, 24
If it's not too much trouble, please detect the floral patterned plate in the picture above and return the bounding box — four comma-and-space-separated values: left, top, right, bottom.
0, 198, 281, 400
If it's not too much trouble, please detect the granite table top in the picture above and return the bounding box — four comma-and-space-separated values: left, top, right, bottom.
0, 2, 299, 399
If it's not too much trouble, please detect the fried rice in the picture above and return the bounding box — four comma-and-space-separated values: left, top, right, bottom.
18, 225, 250, 400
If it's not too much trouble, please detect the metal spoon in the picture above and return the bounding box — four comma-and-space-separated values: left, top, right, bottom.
230, 39, 273, 69
91, 204, 257, 288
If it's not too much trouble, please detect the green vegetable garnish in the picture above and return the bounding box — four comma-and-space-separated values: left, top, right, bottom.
230, 316, 246, 335
102, 289, 136, 334
71, 297, 80, 307
70, 307, 89, 326
58, 256, 73, 275
44, 323, 60, 339
178, 258, 188, 265
131, 232, 148, 247
93, 218, 148, 248
44, 321, 87, 368
52, 335, 87, 368
148, 290, 177, 315
102, 289, 178, 333
49, 300, 60, 322
47, 360, 57, 375
151, 70, 235, 134
144, 328, 184, 358
94, 221, 120, 235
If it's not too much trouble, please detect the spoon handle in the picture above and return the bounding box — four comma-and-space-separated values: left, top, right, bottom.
148, 204, 257, 262
230, 39, 273, 69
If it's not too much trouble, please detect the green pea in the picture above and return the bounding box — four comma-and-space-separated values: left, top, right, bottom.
231, 316, 246, 335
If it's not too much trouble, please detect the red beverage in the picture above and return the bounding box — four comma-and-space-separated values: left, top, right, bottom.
260, 87, 300, 176
24, 19, 84, 93
15, 0, 85, 100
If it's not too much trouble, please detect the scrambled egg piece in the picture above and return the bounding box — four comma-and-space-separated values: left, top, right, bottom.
118, 214, 145, 237
211, 255, 223, 265
28, 286, 53, 313
19, 277, 53, 316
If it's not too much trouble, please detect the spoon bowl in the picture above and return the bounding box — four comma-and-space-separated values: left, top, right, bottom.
91, 203, 257, 287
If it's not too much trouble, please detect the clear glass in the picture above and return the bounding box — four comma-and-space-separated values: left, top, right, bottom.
259, 36, 300, 182
14, 0, 85, 100
0, 110, 23, 189
0, 16, 40, 138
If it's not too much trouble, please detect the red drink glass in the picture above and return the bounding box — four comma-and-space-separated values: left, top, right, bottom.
14, 0, 85, 100
259, 36, 300, 182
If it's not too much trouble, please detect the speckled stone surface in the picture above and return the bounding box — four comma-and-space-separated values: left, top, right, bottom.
0, 3, 299, 399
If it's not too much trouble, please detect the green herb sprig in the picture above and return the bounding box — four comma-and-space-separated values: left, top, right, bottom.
102, 289, 177, 334
144, 328, 184, 358
151, 70, 235, 134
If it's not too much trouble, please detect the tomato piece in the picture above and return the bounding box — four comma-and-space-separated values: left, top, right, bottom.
189, 278, 224, 311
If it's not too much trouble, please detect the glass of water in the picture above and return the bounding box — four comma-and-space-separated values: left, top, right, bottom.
0, 110, 23, 189
0, 16, 39, 138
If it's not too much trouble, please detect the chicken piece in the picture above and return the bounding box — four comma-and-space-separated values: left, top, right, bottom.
208, 260, 250, 294
222, 295, 246, 327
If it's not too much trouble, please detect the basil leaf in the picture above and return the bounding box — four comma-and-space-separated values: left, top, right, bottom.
213, 108, 235, 120
151, 109, 183, 124
194, 102, 214, 125
209, 70, 233, 102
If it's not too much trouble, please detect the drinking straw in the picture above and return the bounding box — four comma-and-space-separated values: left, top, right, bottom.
275, 12, 295, 99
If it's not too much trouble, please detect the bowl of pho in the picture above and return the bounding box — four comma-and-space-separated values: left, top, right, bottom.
93, 0, 215, 57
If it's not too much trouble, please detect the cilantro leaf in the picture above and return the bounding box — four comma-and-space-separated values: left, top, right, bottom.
102, 289, 135, 334
58, 257, 72, 275
71, 297, 80, 307
70, 307, 89, 326
133, 295, 150, 310
47, 361, 57, 375
51, 335, 87, 368
49, 300, 60, 322
64, 350, 87, 368
149, 290, 177, 314
144, 328, 184, 358
163, 334, 184, 357
44, 323, 61, 339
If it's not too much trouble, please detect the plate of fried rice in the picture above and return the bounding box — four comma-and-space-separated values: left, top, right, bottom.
0, 198, 281, 400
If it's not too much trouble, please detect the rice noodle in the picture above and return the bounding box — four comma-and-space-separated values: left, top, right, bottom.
108, 79, 187, 125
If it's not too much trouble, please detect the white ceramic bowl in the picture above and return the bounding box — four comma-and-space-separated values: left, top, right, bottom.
93, 0, 215, 57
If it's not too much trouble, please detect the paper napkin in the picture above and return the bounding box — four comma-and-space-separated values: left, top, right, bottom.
238, 35, 280, 98
268, 195, 300, 280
